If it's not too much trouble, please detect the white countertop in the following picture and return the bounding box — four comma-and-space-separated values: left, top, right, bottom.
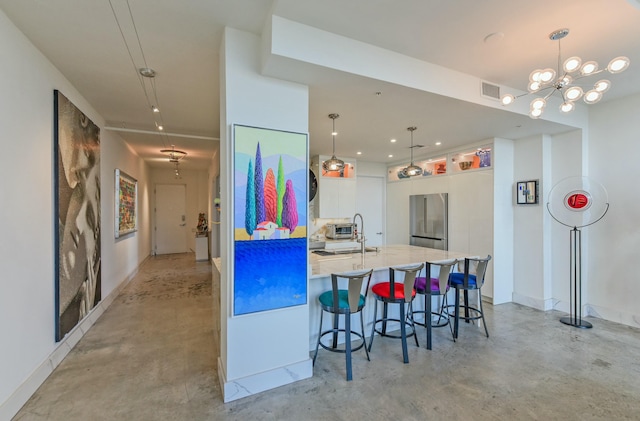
310, 244, 469, 278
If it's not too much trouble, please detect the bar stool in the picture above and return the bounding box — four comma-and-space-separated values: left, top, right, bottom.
412, 259, 457, 350
368, 263, 424, 364
448, 255, 492, 339
313, 269, 373, 381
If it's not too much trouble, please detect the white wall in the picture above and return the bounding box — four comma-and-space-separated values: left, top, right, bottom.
357, 160, 387, 177
549, 130, 583, 310
218, 26, 311, 402
587, 93, 640, 327
103, 135, 152, 298
512, 135, 548, 307
492, 138, 514, 305
511, 130, 584, 312
0, 10, 150, 419
150, 168, 209, 253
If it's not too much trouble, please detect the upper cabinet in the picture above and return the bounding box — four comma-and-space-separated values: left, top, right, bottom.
451, 146, 492, 173
311, 155, 357, 218
387, 145, 492, 181
387, 156, 447, 181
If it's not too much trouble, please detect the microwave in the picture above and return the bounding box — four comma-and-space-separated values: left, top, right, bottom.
326, 223, 355, 239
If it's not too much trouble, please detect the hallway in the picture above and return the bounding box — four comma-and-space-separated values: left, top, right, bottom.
13, 253, 640, 420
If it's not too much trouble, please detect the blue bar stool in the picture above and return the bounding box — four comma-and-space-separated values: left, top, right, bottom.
448, 255, 492, 339
368, 263, 424, 364
313, 269, 374, 381
412, 259, 457, 350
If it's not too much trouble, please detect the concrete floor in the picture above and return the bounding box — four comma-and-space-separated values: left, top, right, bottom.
14, 253, 640, 420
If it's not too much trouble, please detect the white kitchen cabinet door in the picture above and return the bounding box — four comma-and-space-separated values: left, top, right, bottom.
316, 177, 356, 218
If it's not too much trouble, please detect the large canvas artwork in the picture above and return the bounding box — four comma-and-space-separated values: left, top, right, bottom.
233, 125, 308, 316
54, 90, 101, 341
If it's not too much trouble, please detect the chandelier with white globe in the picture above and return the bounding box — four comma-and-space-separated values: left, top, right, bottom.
500, 28, 630, 119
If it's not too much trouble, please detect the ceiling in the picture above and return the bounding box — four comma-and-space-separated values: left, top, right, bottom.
2, 0, 639, 170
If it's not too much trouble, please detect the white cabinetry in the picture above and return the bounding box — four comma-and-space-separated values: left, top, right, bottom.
195, 234, 209, 261
316, 177, 356, 218
312, 155, 357, 218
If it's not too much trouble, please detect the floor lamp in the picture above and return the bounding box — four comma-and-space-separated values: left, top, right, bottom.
547, 177, 609, 329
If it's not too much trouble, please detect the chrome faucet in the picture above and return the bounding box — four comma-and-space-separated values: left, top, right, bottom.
353, 213, 365, 254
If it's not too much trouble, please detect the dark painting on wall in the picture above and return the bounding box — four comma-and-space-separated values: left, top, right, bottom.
54, 90, 101, 341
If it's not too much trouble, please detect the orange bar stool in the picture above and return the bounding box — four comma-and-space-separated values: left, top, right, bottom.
412, 259, 457, 350
448, 255, 492, 339
313, 269, 374, 381
368, 263, 424, 364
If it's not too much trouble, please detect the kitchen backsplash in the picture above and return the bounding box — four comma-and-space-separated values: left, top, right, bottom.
309, 217, 351, 241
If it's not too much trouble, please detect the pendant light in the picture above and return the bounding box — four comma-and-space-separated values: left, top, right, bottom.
401, 126, 423, 177
500, 28, 630, 119
322, 113, 345, 172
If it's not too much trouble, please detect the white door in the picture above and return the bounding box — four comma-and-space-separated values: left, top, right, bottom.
155, 184, 188, 254
356, 176, 385, 247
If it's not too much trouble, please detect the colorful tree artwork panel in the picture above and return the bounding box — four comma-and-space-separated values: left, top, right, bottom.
233, 125, 308, 316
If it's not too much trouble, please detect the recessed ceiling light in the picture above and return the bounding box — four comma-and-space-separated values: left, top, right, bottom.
388, 154, 393, 158
390, 138, 396, 143
357, 151, 362, 155
158, 125, 164, 131
435, 141, 442, 146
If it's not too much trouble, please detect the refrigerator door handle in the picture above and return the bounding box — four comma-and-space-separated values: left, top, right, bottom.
411, 235, 444, 241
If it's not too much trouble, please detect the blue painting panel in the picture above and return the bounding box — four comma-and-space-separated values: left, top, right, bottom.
234, 238, 307, 315
232, 124, 308, 316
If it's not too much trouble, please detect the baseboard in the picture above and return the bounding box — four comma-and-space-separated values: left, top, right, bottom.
586, 304, 640, 328
218, 357, 312, 403
0, 258, 147, 421
512, 292, 557, 311
511, 294, 640, 329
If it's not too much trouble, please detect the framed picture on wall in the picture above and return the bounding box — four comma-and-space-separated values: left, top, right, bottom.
54, 90, 101, 341
232, 124, 308, 316
517, 180, 539, 204
115, 169, 138, 238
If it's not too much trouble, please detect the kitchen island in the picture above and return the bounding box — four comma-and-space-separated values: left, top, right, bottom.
308, 244, 471, 351
310, 244, 468, 278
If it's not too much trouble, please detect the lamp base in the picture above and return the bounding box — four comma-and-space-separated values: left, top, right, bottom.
559, 316, 592, 329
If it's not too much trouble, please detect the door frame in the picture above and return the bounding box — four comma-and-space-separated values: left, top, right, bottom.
154, 183, 188, 255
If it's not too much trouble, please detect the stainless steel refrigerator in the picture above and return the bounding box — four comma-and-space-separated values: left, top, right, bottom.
409, 193, 448, 250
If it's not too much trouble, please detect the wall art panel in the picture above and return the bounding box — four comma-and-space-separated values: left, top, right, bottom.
54, 90, 101, 341
233, 124, 308, 316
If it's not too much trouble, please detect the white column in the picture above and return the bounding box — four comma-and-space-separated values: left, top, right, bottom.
218, 27, 311, 403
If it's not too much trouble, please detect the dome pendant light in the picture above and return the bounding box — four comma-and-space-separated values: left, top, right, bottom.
401, 127, 423, 177
322, 113, 345, 173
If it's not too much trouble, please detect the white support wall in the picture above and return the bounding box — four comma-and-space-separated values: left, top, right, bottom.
492, 138, 515, 305
218, 27, 312, 402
